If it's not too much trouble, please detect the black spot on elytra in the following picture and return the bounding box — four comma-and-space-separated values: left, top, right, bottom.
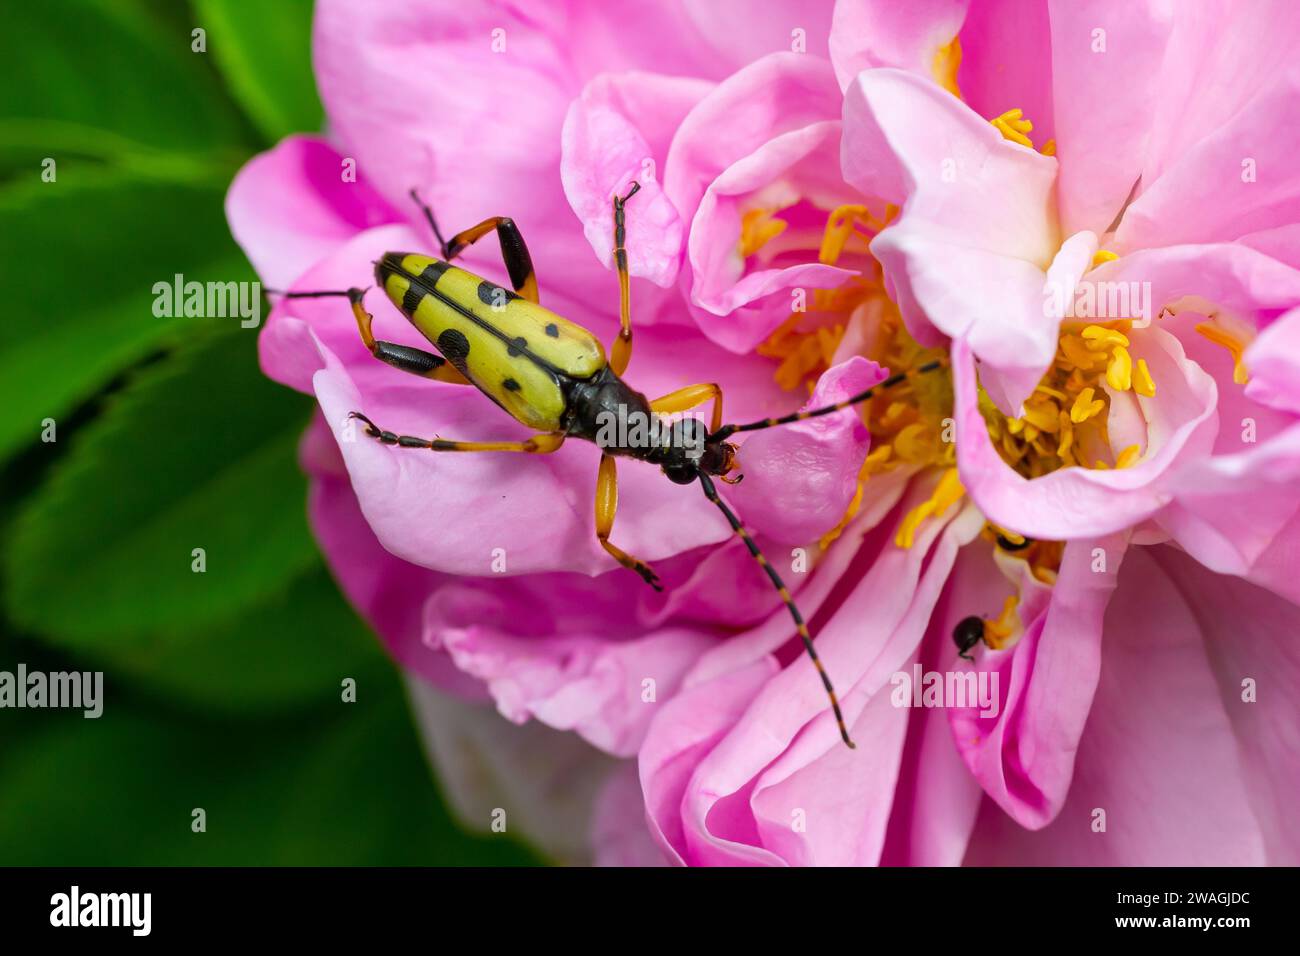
506, 336, 527, 357
503, 378, 521, 392
436, 328, 471, 375
402, 285, 424, 315
477, 280, 519, 307
419, 260, 451, 285
544, 323, 559, 338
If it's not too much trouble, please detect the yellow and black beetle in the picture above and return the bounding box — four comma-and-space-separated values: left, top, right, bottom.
275, 184, 945, 749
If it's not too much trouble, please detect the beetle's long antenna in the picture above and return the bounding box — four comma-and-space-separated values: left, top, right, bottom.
710, 358, 948, 441
698, 473, 855, 749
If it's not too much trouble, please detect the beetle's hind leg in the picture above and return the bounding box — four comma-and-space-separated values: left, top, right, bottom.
409, 190, 539, 303
595, 453, 662, 591
271, 287, 469, 385
349, 413, 565, 454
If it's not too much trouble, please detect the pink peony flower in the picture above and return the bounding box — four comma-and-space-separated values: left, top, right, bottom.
228, 0, 1300, 865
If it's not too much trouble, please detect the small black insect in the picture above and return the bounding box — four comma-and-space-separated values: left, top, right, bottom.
952, 616, 986, 662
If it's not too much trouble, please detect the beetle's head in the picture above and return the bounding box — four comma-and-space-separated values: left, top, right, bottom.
659, 417, 740, 485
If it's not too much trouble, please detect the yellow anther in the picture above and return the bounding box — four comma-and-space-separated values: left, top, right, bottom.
1070, 387, 1105, 423
1195, 322, 1250, 385
984, 595, 1020, 647
1060, 334, 1105, 370
991, 109, 1034, 149
1106, 346, 1133, 391
1056, 411, 1074, 458
1034, 384, 1068, 402
1133, 358, 1156, 397
895, 500, 936, 549
1040, 139, 1056, 156
1115, 444, 1141, 469
739, 208, 788, 257
1021, 402, 1060, 433
1091, 249, 1118, 267
1082, 324, 1130, 350
818, 204, 870, 266
932, 36, 962, 98
1007, 417, 1026, 435
991, 525, 1025, 547
893, 422, 935, 463
895, 468, 964, 549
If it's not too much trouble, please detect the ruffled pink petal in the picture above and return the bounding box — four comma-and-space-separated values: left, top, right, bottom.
1048, 1, 1170, 237
426, 575, 716, 757
226, 135, 399, 289
958, 0, 1054, 148
685, 120, 859, 351
1245, 305, 1300, 414
1117, 72, 1300, 251
842, 68, 1062, 411
829, 0, 967, 92
641, 484, 985, 864
300, 413, 482, 697
561, 72, 713, 288
949, 534, 1127, 828
313, 0, 608, 311
665, 53, 843, 245
1139, 0, 1300, 190
964, 545, 1275, 865
727, 356, 883, 545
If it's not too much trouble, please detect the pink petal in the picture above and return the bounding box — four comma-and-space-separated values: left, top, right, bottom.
949, 534, 1127, 828
1116, 72, 1300, 250
226, 135, 399, 289
829, 0, 967, 91
727, 356, 883, 545
1048, 1, 1170, 236
561, 72, 713, 288
965, 545, 1275, 865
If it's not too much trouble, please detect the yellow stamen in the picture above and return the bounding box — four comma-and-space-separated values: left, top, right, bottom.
895, 467, 965, 549
1082, 324, 1130, 350
991, 108, 1034, 149
1040, 139, 1056, 156
1195, 322, 1250, 385
1106, 346, 1133, 391
1115, 444, 1141, 469
1091, 249, 1118, 267
1133, 358, 1156, 397
739, 208, 787, 257
983, 595, 1020, 648
1070, 387, 1105, 423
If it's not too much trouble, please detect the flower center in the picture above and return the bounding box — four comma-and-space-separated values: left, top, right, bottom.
981, 320, 1155, 477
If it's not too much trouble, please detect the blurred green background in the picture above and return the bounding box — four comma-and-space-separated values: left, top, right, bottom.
0, 0, 538, 865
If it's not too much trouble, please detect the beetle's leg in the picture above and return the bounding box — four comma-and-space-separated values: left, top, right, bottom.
595, 453, 662, 591
273, 287, 469, 385
650, 382, 724, 433
610, 182, 641, 376
409, 190, 539, 303
349, 413, 564, 454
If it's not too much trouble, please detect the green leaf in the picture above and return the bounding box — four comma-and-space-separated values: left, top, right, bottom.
192, 0, 323, 141
0, 0, 247, 161
0, 673, 542, 865
0, 171, 252, 462
88, 564, 391, 715
4, 329, 319, 642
